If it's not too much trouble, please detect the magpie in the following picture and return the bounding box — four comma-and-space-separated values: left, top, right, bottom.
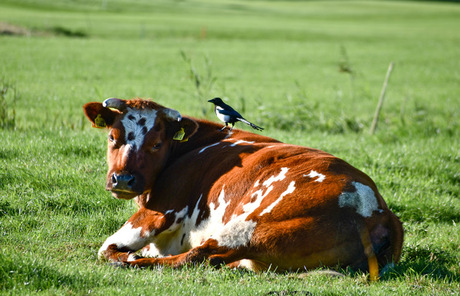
208, 97, 264, 131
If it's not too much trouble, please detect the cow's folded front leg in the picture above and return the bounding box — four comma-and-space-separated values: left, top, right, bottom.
126, 239, 247, 269
98, 217, 154, 262
102, 244, 140, 264
126, 253, 189, 268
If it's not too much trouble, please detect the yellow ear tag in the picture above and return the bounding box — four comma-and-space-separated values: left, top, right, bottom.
94, 114, 106, 128
173, 128, 186, 141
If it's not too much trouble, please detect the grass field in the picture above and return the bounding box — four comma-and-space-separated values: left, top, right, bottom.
1, 0, 459, 294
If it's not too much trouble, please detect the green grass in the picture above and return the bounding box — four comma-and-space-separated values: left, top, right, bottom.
1, 0, 459, 294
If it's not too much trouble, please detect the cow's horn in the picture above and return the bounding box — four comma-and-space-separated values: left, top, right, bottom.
103, 98, 127, 111
161, 108, 182, 122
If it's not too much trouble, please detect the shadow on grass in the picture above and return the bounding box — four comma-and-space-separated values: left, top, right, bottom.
50, 26, 87, 38
382, 246, 460, 282
0, 253, 96, 292
389, 202, 460, 223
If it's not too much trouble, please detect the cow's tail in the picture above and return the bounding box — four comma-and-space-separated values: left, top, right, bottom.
358, 225, 380, 281
359, 211, 404, 281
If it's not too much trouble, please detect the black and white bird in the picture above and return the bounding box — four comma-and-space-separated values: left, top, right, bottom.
208, 97, 264, 131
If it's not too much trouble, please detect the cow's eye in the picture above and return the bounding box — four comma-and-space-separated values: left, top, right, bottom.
151, 143, 162, 151
108, 134, 115, 143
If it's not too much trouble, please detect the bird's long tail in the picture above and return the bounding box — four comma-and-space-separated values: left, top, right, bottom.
237, 118, 264, 131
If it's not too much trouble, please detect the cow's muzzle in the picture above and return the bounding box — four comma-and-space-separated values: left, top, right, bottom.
108, 173, 141, 199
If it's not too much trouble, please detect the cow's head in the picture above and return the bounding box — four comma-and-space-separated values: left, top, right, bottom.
83, 98, 198, 199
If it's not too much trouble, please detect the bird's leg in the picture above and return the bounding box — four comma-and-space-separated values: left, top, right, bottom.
220, 123, 228, 131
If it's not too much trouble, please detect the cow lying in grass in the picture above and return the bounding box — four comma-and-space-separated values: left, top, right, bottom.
83, 98, 403, 280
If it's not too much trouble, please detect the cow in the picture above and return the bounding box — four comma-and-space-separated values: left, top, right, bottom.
83, 98, 403, 280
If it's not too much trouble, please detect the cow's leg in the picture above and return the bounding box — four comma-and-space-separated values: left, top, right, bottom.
124, 239, 247, 268
98, 209, 162, 262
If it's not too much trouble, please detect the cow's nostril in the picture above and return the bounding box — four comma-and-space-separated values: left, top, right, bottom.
127, 176, 135, 187
111, 173, 136, 191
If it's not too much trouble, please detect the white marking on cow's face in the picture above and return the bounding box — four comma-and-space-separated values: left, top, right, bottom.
260, 180, 296, 216
338, 182, 380, 217
98, 222, 150, 260
304, 170, 326, 182
119, 144, 134, 164
198, 142, 220, 154
230, 140, 255, 147
121, 108, 157, 151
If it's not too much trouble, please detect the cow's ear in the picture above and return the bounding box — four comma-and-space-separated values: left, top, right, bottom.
171, 117, 199, 142
83, 102, 120, 128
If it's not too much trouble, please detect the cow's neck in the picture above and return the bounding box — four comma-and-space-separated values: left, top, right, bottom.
134, 120, 230, 208
136, 119, 277, 209
169, 119, 234, 160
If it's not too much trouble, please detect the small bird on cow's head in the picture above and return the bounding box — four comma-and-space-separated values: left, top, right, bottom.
208, 97, 264, 132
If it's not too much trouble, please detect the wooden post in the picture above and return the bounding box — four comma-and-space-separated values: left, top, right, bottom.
370, 62, 394, 135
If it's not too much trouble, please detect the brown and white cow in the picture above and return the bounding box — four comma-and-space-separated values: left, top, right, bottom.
83, 98, 403, 280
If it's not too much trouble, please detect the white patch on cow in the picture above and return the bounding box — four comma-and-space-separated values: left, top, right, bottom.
260, 181, 296, 216
139, 243, 162, 258
142, 195, 204, 258
338, 182, 380, 217
230, 140, 255, 147
127, 253, 137, 262
98, 222, 149, 260
199, 142, 220, 154
304, 170, 326, 182
164, 206, 188, 233
175, 207, 188, 222
263, 167, 289, 187
137, 168, 295, 260
188, 189, 229, 247
193, 168, 291, 248
187, 187, 259, 249
214, 218, 257, 249
245, 183, 274, 213
237, 259, 256, 270
121, 108, 157, 151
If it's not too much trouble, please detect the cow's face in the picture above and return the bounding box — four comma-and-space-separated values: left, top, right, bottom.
84, 98, 198, 199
